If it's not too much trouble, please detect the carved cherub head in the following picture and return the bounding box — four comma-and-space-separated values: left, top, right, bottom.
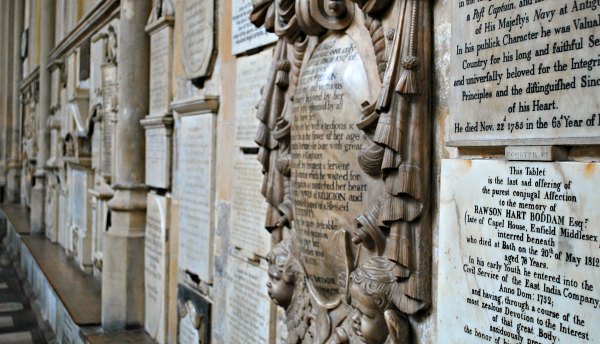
266, 239, 296, 309
350, 257, 410, 344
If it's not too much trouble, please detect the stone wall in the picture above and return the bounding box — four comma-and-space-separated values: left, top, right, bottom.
1, 0, 598, 343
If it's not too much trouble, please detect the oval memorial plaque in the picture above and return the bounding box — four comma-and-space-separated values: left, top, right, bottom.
181, 0, 214, 79
291, 33, 383, 304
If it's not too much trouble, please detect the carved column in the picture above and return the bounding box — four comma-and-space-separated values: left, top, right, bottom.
102, 0, 151, 330
30, 0, 54, 233
0, 0, 15, 198
6, 0, 24, 203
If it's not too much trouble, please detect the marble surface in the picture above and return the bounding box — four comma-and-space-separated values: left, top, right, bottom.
230, 152, 270, 259
439, 159, 600, 343
180, 0, 214, 79
145, 126, 172, 189
149, 25, 173, 116
222, 257, 271, 344
449, 1, 600, 145
231, 0, 277, 55
290, 33, 382, 304
234, 48, 273, 148
145, 193, 170, 344
176, 113, 215, 283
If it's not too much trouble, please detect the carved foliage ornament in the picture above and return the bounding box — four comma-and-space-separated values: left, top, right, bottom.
253, 0, 431, 343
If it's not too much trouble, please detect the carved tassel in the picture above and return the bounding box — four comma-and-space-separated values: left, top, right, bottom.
396, 0, 420, 95
396, 56, 420, 94
275, 60, 291, 88
376, 0, 407, 110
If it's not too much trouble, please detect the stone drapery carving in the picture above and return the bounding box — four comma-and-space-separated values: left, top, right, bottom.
253, 1, 431, 343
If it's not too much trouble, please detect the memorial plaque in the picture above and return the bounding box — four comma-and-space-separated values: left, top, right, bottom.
91, 123, 100, 170
177, 285, 211, 344
145, 127, 172, 189
101, 63, 118, 110
59, 192, 69, 251
234, 49, 273, 147
67, 53, 77, 101
231, 0, 277, 55
149, 26, 172, 116
291, 33, 382, 303
181, 0, 214, 79
70, 168, 89, 231
177, 114, 215, 282
439, 159, 600, 343
70, 167, 92, 270
90, 38, 104, 106
101, 116, 115, 178
145, 193, 170, 344
92, 198, 108, 263
250, 2, 433, 342
101, 64, 117, 178
230, 152, 270, 258
222, 258, 271, 344
450, 1, 600, 145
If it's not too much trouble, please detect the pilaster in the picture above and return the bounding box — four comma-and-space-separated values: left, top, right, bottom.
102, 0, 151, 331
30, 0, 55, 234
6, 0, 24, 203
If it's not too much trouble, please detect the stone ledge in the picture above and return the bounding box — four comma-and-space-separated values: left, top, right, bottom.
21, 235, 101, 326
0, 203, 31, 235
85, 329, 156, 344
1, 203, 156, 343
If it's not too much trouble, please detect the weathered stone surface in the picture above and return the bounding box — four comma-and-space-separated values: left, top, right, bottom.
439, 159, 600, 343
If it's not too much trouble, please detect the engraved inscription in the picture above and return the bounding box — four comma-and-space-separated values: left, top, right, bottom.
230, 153, 270, 257
235, 49, 273, 147
181, 0, 213, 79
291, 34, 379, 301
145, 128, 170, 189
450, 1, 600, 144
145, 193, 168, 343
223, 259, 271, 344
150, 28, 171, 115
231, 0, 277, 55
439, 160, 600, 343
177, 115, 214, 282
71, 169, 88, 230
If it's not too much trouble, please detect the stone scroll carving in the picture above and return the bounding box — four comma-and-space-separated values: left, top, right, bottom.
253, 1, 432, 343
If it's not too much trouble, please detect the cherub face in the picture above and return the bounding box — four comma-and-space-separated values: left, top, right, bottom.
350, 284, 388, 344
267, 269, 294, 309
